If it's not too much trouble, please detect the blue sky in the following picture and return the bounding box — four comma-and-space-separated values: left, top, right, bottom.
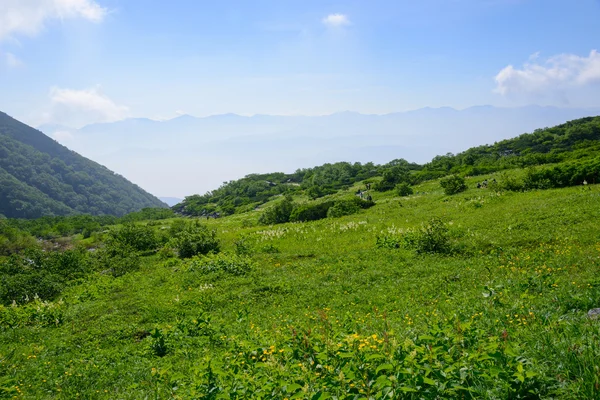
1, 0, 600, 128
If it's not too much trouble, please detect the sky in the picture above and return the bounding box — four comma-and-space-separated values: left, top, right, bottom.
1, 0, 600, 197
1, 0, 600, 127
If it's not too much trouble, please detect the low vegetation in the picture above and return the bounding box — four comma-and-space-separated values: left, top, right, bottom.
1, 117, 600, 398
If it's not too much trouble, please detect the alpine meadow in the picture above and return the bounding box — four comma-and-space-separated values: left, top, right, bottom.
2, 1, 600, 399
1, 116, 600, 399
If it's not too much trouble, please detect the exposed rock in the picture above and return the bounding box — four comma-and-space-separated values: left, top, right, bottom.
588, 308, 600, 319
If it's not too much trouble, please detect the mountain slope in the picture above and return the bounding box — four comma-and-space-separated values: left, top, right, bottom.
174, 116, 600, 216
0, 112, 166, 218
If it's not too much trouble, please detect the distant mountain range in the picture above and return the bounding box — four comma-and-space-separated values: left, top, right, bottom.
39, 105, 600, 197
0, 111, 167, 219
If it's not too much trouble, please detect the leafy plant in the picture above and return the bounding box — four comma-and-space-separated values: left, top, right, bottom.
189, 253, 255, 276
170, 221, 220, 258
258, 196, 295, 225
440, 175, 468, 195
396, 182, 414, 197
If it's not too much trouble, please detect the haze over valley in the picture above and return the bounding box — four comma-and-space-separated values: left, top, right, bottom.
39, 105, 600, 198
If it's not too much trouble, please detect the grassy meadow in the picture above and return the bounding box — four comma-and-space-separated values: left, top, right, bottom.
1, 173, 600, 399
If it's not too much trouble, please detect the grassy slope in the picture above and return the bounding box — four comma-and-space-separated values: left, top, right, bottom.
2, 173, 600, 399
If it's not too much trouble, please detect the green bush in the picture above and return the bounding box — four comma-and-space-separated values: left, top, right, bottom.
258, 196, 295, 225
327, 198, 375, 218
376, 235, 402, 249
171, 221, 220, 259
109, 223, 158, 252
523, 158, 600, 189
306, 186, 336, 200
327, 200, 360, 218
404, 218, 450, 254
493, 173, 525, 192
290, 201, 334, 222
0, 249, 91, 304
440, 175, 468, 195
95, 241, 140, 278
189, 253, 255, 276
396, 182, 414, 197
375, 165, 412, 192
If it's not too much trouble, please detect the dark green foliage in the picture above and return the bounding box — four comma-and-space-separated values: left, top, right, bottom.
0, 248, 90, 305
375, 162, 412, 192
289, 201, 334, 222
258, 196, 295, 225
150, 328, 169, 357
0, 220, 38, 255
119, 208, 175, 223
0, 111, 166, 219
95, 241, 141, 278
418, 116, 600, 180
404, 218, 451, 254
440, 175, 467, 195
495, 173, 525, 192
375, 234, 401, 249
170, 221, 220, 258
327, 201, 360, 218
523, 157, 600, 189
306, 186, 337, 200
3, 214, 117, 239
189, 253, 255, 276
376, 218, 451, 254
396, 182, 414, 197
109, 223, 158, 252
175, 162, 382, 216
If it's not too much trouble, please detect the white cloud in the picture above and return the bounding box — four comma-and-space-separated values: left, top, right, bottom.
49, 86, 129, 125
495, 50, 600, 96
4, 52, 24, 68
322, 14, 350, 28
0, 0, 107, 41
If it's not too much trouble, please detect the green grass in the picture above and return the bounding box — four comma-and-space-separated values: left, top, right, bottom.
2, 174, 600, 399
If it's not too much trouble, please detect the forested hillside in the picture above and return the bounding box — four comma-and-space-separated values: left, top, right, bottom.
0, 112, 166, 218
175, 116, 600, 216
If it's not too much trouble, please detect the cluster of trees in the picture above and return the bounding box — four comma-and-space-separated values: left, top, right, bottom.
0, 112, 166, 219
258, 196, 375, 225
175, 160, 417, 217
1, 208, 174, 242
177, 115, 599, 218
0, 219, 220, 305
414, 116, 600, 180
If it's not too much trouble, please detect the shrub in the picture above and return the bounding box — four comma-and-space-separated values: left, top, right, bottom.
290, 201, 334, 222
109, 223, 158, 252
234, 237, 253, 256
523, 158, 600, 190
189, 253, 255, 276
171, 221, 220, 259
306, 186, 336, 200
327, 200, 360, 218
375, 165, 412, 192
0, 223, 38, 256
95, 241, 140, 277
396, 182, 414, 197
404, 218, 450, 254
149, 328, 168, 357
0, 249, 91, 304
327, 198, 375, 218
258, 196, 295, 225
488, 173, 524, 192
440, 175, 467, 195
376, 235, 402, 249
